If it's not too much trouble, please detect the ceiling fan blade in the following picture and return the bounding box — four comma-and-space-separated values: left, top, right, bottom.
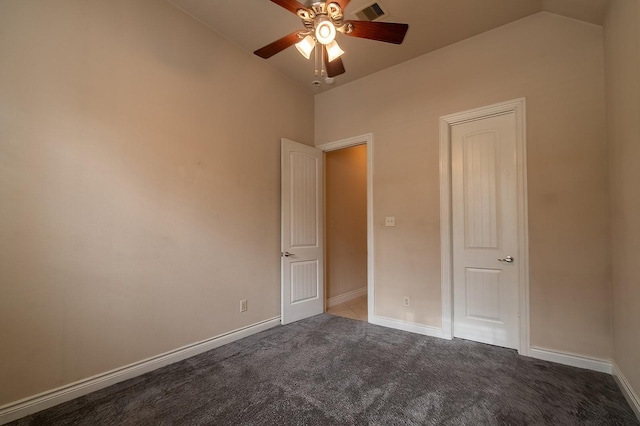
343, 21, 409, 44
326, 57, 346, 78
254, 31, 302, 59
270, 0, 309, 15
323, 48, 346, 78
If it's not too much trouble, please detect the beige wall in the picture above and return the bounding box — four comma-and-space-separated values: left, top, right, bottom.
325, 145, 367, 299
605, 0, 640, 404
316, 12, 612, 359
0, 0, 313, 405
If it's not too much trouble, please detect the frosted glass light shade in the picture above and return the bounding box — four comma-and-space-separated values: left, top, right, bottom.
295, 36, 315, 59
326, 40, 344, 62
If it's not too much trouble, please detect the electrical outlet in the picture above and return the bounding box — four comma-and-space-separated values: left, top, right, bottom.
403, 296, 410, 307
385, 216, 395, 227
240, 299, 247, 312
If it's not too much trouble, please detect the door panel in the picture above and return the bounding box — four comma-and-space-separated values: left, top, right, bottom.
289, 152, 319, 247
465, 268, 502, 322
290, 260, 319, 303
281, 139, 324, 325
463, 132, 499, 249
452, 113, 519, 349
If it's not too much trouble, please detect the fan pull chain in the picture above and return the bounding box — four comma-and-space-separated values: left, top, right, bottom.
314, 44, 321, 78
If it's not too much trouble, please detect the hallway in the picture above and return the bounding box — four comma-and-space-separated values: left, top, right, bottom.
326, 295, 367, 322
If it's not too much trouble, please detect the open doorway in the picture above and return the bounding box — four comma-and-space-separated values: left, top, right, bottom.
324, 144, 368, 321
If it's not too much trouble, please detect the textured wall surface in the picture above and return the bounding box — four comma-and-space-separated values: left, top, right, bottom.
316, 12, 611, 359
0, 0, 313, 405
605, 0, 640, 407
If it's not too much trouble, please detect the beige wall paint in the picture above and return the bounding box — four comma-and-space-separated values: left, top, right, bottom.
316, 12, 612, 359
0, 0, 313, 405
325, 145, 367, 299
605, 0, 640, 403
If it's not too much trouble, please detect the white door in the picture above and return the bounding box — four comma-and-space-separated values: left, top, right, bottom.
451, 113, 520, 349
281, 138, 324, 325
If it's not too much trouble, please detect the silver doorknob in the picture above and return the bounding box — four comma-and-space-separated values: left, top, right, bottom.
498, 256, 514, 263
282, 252, 295, 257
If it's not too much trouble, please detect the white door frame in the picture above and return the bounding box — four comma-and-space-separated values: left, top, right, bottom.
316, 134, 374, 319
439, 98, 530, 356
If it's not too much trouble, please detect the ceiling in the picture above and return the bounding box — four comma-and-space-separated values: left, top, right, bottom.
166, 0, 608, 92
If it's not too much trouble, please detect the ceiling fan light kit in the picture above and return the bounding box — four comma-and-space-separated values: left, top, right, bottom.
253, 0, 409, 85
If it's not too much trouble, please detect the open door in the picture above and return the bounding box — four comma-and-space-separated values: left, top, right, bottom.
281, 139, 324, 325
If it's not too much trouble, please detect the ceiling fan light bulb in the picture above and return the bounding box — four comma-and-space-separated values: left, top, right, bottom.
326, 40, 344, 62
315, 21, 336, 45
295, 35, 315, 60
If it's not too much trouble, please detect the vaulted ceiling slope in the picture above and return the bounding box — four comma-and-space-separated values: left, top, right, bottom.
166, 0, 608, 92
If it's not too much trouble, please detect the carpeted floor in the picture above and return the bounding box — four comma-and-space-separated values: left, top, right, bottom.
10, 314, 639, 425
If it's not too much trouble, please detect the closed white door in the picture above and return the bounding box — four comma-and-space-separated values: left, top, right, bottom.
281, 138, 324, 325
451, 113, 520, 349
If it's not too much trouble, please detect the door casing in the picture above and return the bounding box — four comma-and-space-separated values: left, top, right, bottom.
439, 98, 530, 356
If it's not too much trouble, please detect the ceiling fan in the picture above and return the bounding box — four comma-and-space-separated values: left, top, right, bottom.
253, 0, 409, 81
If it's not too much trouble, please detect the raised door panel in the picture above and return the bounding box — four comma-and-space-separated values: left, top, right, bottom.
290, 260, 319, 304
465, 268, 502, 322
290, 152, 319, 248
463, 131, 499, 249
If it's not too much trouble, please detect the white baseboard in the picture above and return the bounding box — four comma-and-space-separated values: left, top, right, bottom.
369, 315, 445, 339
327, 287, 367, 308
528, 347, 612, 374
0, 317, 281, 425
613, 362, 640, 420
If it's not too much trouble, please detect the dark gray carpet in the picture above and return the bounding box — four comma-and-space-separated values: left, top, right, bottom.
10, 314, 639, 425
